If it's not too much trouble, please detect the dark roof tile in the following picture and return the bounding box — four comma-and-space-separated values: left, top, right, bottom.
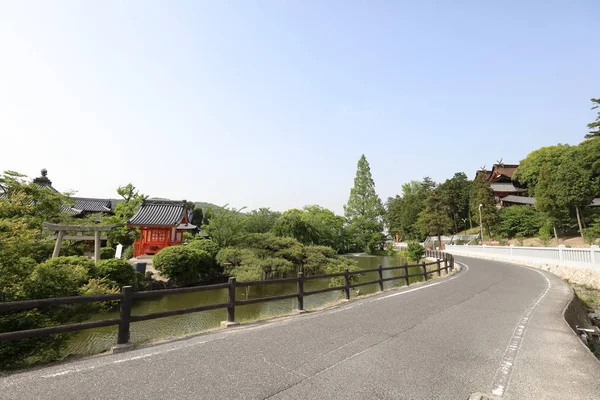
127, 200, 188, 227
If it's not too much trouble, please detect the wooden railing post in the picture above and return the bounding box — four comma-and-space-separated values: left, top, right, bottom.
404, 265, 410, 287
343, 268, 350, 300
444, 258, 448, 273
296, 272, 304, 311
117, 286, 132, 345
436, 259, 441, 277
377, 264, 384, 292
422, 262, 428, 281
227, 277, 237, 323
450, 256, 454, 271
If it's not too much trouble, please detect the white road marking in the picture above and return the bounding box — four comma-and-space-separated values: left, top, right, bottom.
490, 268, 551, 398
38, 337, 223, 380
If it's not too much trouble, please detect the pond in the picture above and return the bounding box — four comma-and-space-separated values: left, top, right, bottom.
66, 254, 429, 356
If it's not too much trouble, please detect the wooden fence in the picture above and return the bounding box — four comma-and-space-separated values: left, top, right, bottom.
0, 251, 453, 347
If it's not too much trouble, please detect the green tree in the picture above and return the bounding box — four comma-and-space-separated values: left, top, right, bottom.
534, 146, 597, 237
302, 205, 349, 252
585, 98, 600, 139
496, 206, 545, 238
469, 177, 499, 238
271, 209, 316, 245
417, 188, 453, 248
438, 172, 472, 233
512, 145, 570, 195
202, 205, 247, 248
0, 170, 69, 225
344, 155, 385, 252
245, 208, 281, 234
386, 178, 436, 242
102, 184, 146, 247
407, 242, 425, 263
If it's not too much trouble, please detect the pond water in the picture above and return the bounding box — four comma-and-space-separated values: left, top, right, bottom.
66, 254, 430, 356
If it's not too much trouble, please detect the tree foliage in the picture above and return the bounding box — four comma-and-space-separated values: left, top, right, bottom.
469, 177, 498, 237
244, 208, 281, 234
386, 178, 435, 242
496, 206, 545, 238
216, 233, 357, 282
437, 173, 472, 233
417, 188, 453, 247
586, 98, 600, 139
101, 183, 146, 247
201, 205, 247, 249
407, 242, 424, 263
344, 155, 385, 252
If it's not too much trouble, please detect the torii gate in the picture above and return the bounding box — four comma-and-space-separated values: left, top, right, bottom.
43, 222, 118, 263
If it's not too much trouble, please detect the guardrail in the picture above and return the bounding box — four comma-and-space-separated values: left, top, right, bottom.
446, 244, 600, 271
0, 252, 454, 347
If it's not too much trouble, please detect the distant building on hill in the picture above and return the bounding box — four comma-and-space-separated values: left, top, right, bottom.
476, 162, 600, 209
476, 163, 527, 206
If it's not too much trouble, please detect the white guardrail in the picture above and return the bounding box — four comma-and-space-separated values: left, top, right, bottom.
446, 244, 600, 271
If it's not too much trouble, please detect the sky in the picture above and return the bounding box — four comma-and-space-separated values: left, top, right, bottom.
1, 1, 598, 214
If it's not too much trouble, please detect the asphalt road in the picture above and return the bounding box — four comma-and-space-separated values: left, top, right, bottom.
2, 257, 600, 400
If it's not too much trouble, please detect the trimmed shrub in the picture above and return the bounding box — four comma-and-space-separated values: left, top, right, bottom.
100, 247, 116, 260
187, 239, 219, 258
96, 258, 137, 288
153, 246, 213, 285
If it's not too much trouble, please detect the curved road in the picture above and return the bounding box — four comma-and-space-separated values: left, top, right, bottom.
2, 257, 600, 399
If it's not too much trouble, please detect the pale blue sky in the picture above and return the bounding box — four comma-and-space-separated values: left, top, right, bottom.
1, 1, 598, 214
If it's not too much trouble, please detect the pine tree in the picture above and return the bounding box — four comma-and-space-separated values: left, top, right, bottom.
417, 188, 453, 249
344, 155, 385, 252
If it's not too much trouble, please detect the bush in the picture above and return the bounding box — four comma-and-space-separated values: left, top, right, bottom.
187, 239, 219, 258
1, 257, 114, 370
496, 206, 544, 238
96, 258, 137, 288
153, 246, 214, 285
100, 247, 116, 260
25, 256, 96, 299
407, 242, 424, 263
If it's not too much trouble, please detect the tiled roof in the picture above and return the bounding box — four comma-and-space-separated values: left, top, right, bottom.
501, 195, 536, 205
127, 199, 188, 227
591, 198, 600, 207
490, 183, 527, 193
60, 197, 113, 215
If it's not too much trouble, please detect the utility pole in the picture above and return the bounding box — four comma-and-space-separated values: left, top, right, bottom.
478, 204, 484, 245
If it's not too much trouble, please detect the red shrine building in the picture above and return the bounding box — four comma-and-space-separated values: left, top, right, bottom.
127, 199, 196, 257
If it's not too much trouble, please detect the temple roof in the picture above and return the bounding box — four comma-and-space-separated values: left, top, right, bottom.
32, 168, 58, 192
127, 199, 190, 227
490, 182, 527, 193
488, 164, 519, 182
61, 197, 113, 215
501, 195, 536, 205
